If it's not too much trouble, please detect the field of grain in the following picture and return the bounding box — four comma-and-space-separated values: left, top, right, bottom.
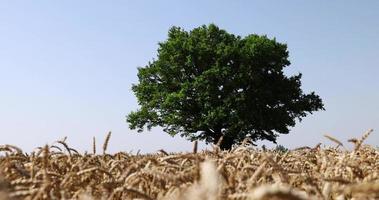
0, 131, 378, 200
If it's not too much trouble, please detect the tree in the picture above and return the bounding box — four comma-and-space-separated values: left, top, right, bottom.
275, 145, 289, 153
127, 24, 324, 150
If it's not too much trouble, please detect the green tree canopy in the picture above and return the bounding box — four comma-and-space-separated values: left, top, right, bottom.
127, 24, 324, 150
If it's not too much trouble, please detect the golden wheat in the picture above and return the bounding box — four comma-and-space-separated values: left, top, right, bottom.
0, 131, 377, 200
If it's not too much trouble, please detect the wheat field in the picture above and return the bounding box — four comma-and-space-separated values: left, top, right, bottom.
0, 131, 378, 200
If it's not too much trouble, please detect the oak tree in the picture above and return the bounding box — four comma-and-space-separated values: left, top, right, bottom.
127, 24, 324, 150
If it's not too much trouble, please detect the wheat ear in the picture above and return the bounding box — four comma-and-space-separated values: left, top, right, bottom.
103, 131, 111, 155
92, 137, 96, 155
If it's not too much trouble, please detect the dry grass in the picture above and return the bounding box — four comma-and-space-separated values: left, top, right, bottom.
0, 131, 378, 200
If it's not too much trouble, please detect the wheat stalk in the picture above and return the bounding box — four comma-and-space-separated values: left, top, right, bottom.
323, 134, 343, 147
193, 140, 198, 154
92, 136, 96, 155
103, 131, 111, 155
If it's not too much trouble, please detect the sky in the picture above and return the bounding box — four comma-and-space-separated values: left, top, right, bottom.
0, 1, 378, 153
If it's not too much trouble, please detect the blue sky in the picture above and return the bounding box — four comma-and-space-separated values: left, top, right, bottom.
0, 1, 378, 153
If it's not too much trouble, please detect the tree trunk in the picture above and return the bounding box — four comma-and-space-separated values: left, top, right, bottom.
213, 132, 234, 150
219, 136, 234, 150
